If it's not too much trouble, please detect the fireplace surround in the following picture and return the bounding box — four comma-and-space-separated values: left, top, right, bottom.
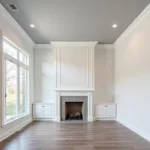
61, 96, 88, 121
52, 42, 96, 122
65, 102, 83, 120
54, 91, 93, 122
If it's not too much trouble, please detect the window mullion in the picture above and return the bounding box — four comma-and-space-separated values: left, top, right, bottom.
17, 64, 20, 116
4, 60, 7, 122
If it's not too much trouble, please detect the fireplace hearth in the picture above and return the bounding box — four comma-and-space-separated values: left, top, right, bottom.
61, 96, 88, 121
67, 112, 83, 120
65, 102, 83, 120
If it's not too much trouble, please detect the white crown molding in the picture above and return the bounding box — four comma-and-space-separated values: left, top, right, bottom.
96, 44, 114, 49
0, 4, 34, 46
51, 42, 98, 48
115, 4, 150, 45
35, 43, 112, 50
35, 44, 52, 49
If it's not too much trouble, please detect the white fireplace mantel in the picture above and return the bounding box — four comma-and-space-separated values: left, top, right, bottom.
52, 42, 97, 122
54, 91, 93, 122
54, 89, 95, 92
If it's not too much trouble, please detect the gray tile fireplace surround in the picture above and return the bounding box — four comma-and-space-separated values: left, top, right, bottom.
60, 96, 88, 121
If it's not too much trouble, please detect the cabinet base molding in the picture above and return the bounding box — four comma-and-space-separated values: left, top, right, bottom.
95, 118, 116, 121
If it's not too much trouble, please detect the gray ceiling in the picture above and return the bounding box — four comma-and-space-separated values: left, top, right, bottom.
0, 0, 150, 44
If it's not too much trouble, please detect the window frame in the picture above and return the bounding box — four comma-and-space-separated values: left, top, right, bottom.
2, 37, 30, 125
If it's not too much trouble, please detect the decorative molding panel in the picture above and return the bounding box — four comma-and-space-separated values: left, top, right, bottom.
52, 42, 98, 91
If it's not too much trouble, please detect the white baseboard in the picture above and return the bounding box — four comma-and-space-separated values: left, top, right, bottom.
0, 118, 33, 142
117, 118, 150, 142
88, 117, 94, 122
53, 116, 61, 122
33, 118, 54, 121
95, 117, 116, 121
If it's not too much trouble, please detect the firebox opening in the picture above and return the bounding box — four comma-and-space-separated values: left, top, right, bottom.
65, 102, 83, 120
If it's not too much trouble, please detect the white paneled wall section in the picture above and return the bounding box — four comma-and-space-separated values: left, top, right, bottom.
51, 42, 97, 91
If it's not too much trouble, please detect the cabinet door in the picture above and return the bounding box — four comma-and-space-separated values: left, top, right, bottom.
44, 105, 54, 118
33, 104, 45, 118
105, 105, 116, 117
95, 105, 105, 118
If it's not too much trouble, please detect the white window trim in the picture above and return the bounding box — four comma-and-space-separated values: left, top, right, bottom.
2, 37, 30, 126
3, 113, 29, 126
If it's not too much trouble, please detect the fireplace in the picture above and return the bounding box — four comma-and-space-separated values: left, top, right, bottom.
61, 96, 88, 121
65, 102, 83, 120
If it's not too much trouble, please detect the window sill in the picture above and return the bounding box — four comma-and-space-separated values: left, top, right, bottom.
3, 113, 29, 127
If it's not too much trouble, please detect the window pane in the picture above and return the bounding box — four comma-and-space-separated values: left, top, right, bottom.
5, 61, 17, 121
4, 41, 18, 59
19, 52, 28, 65
20, 67, 27, 114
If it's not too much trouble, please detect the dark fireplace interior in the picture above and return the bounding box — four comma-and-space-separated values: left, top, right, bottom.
65, 102, 83, 120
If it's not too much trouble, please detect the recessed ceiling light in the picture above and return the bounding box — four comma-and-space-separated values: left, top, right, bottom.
112, 24, 118, 28
30, 24, 35, 28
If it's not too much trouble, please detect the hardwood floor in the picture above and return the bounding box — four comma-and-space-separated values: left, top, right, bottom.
0, 121, 150, 150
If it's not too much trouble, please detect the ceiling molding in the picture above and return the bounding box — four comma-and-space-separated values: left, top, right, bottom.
51, 42, 98, 48
115, 4, 150, 45
96, 44, 114, 49
35, 44, 52, 49
0, 4, 35, 46
34, 43, 113, 50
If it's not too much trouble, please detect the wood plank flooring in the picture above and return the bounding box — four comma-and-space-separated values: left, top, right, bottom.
0, 121, 150, 150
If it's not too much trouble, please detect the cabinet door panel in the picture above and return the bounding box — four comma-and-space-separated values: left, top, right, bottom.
105, 105, 116, 117
95, 105, 105, 118
45, 105, 54, 118
33, 104, 45, 118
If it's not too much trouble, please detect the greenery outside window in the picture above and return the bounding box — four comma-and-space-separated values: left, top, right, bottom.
3, 37, 29, 123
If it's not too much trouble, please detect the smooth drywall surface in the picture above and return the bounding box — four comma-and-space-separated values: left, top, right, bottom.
34, 45, 114, 104
0, 4, 34, 140
34, 47, 55, 102
93, 45, 114, 103
115, 5, 150, 141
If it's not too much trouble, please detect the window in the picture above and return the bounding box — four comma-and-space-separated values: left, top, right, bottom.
3, 37, 29, 123
5, 61, 17, 119
4, 41, 18, 59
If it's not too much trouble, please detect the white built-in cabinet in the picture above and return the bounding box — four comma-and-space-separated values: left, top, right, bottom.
33, 103, 54, 119
95, 104, 116, 120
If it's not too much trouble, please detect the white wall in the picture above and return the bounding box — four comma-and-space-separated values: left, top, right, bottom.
0, 4, 34, 141
93, 45, 114, 103
34, 46, 55, 102
34, 45, 114, 104
115, 5, 150, 141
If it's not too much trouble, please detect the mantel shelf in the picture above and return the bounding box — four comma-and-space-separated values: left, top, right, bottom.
53, 89, 95, 92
